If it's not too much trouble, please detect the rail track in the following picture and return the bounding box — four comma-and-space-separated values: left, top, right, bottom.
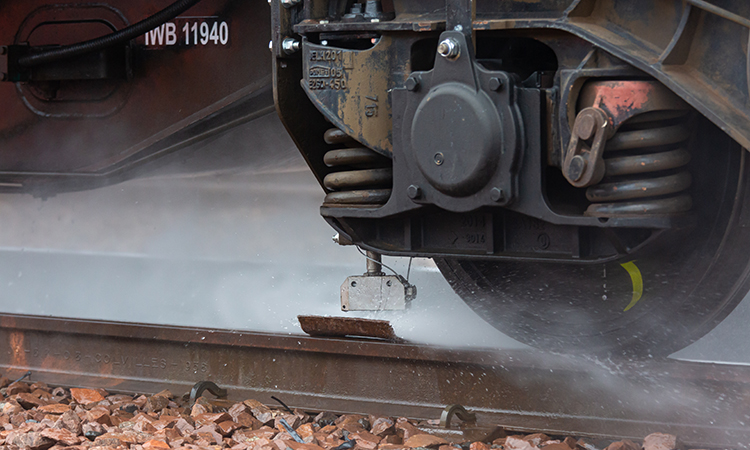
0, 313, 748, 449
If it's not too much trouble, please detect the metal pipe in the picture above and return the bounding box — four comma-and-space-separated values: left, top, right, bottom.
687, 0, 750, 30
366, 251, 384, 275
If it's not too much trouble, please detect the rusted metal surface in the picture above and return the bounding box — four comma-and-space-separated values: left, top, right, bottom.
298, 315, 398, 340
302, 37, 401, 157
575, 81, 689, 130
564, 80, 694, 217
0, 313, 749, 447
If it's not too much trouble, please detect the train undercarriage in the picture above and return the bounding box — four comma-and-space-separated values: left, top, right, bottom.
2, 0, 750, 355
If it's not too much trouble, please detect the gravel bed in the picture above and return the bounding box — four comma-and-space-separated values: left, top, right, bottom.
0, 379, 700, 450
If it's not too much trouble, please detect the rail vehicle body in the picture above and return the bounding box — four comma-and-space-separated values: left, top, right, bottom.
1, 0, 750, 355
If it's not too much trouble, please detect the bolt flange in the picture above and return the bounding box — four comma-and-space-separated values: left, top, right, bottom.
437, 38, 460, 59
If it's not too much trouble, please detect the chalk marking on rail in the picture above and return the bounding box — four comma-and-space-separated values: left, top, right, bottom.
620, 261, 643, 312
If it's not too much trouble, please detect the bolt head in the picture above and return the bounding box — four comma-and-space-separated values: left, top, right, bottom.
405, 76, 420, 92
488, 77, 503, 91
281, 38, 300, 55
407, 184, 422, 199
437, 38, 460, 59
490, 187, 505, 202
567, 155, 587, 181
433, 152, 444, 166
575, 114, 597, 140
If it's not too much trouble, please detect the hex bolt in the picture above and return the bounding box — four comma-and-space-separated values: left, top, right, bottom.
488, 77, 503, 91
490, 187, 505, 202
282, 38, 300, 55
407, 185, 422, 199
437, 38, 460, 59
405, 76, 420, 92
566, 155, 587, 181
434, 152, 445, 165
281, 0, 301, 7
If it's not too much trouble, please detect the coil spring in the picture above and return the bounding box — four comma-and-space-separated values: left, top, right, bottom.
322, 128, 393, 205
585, 111, 692, 216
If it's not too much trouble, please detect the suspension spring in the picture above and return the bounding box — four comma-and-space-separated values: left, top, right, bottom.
585, 111, 693, 217
322, 128, 393, 205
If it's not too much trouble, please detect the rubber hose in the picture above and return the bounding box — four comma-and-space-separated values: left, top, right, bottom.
18, 0, 203, 67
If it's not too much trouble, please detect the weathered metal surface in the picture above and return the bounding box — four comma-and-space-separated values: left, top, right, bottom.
562, 107, 611, 187
322, 127, 393, 205
297, 315, 399, 339
302, 37, 400, 157
0, 313, 749, 447
285, 1, 750, 154
564, 80, 694, 217
576, 81, 689, 130
340, 275, 411, 311
0, 0, 272, 194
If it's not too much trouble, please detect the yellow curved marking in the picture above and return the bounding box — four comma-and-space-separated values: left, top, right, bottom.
620, 261, 643, 312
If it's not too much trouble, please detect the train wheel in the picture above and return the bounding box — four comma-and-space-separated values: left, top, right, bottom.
436, 122, 750, 357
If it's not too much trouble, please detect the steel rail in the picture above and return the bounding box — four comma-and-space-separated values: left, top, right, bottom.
0, 313, 747, 448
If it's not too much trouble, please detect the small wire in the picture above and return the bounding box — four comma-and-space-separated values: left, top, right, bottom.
271, 395, 293, 414
406, 257, 413, 282
13, 371, 31, 384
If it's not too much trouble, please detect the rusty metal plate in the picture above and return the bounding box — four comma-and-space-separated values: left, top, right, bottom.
298, 315, 400, 340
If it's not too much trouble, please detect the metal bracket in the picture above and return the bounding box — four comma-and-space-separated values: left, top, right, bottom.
439, 404, 477, 428
562, 106, 613, 188
189, 380, 227, 405
341, 274, 416, 311
340, 251, 416, 311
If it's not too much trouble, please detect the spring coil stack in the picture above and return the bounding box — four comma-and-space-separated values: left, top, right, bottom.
585, 111, 693, 216
322, 127, 393, 205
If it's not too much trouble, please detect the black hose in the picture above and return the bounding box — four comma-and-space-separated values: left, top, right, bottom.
18, 0, 203, 67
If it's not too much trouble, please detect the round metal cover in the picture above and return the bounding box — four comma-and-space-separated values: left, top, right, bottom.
411, 82, 502, 197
